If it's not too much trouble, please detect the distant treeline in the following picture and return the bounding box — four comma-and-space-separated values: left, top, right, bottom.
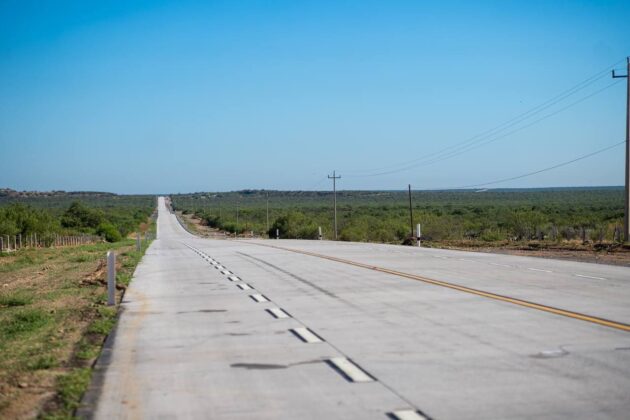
0, 194, 156, 243
171, 188, 625, 243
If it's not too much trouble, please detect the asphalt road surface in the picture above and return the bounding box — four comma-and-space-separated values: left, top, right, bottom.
83, 197, 630, 419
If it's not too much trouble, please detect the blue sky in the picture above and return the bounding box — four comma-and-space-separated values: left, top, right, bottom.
0, 0, 628, 193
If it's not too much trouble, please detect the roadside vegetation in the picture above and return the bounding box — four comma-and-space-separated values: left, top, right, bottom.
171, 187, 625, 245
0, 191, 156, 418
0, 191, 155, 244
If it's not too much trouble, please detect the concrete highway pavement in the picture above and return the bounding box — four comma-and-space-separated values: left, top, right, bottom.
83, 197, 630, 419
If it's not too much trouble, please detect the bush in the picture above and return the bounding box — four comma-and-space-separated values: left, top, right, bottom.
96, 223, 122, 242
270, 211, 319, 239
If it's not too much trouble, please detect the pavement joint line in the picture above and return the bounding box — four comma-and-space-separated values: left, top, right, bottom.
250, 294, 269, 303
389, 409, 430, 420
326, 357, 375, 383
575, 274, 606, 280
236, 283, 252, 290
245, 242, 630, 333
290, 327, 323, 343
266, 307, 291, 319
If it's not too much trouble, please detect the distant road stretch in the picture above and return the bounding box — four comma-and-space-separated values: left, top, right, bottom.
84, 197, 630, 420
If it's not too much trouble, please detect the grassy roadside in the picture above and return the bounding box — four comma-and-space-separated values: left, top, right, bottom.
0, 228, 154, 418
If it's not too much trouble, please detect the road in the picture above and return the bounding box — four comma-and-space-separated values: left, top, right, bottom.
83, 197, 630, 419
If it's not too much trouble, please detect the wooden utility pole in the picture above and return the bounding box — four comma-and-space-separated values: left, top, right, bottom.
613, 57, 630, 242
266, 191, 270, 235
328, 171, 341, 240
408, 184, 414, 242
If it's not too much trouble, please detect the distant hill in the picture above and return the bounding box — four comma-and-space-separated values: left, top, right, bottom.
0, 188, 116, 199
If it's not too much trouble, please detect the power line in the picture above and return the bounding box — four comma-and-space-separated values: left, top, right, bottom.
453, 140, 625, 189
347, 79, 622, 178
344, 58, 626, 177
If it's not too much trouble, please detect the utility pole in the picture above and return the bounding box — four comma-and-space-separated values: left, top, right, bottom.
408, 184, 414, 242
613, 57, 630, 242
266, 191, 270, 235
328, 170, 341, 240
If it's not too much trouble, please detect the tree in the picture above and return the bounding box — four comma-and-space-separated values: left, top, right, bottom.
61, 201, 104, 229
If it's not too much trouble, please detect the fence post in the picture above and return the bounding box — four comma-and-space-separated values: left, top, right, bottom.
5, 235, 9, 251
13, 235, 17, 250
107, 251, 116, 306
0, 236, 3, 252
416, 224, 422, 247
34, 233, 38, 248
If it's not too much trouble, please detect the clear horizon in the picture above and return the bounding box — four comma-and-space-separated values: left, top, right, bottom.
1, 1, 629, 194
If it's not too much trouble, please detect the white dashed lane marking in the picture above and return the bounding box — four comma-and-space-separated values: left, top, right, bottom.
236, 283, 252, 291
326, 357, 374, 383
250, 294, 269, 303
266, 308, 290, 319
290, 327, 323, 343
527, 268, 552, 273
389, 409, 429, 420
575, 274, 606, 280
490, 262, 512, 268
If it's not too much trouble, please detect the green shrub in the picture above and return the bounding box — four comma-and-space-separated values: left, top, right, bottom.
96, 223, 122, 242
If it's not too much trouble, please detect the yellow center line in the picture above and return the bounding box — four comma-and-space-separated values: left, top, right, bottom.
246, 241, 630, 333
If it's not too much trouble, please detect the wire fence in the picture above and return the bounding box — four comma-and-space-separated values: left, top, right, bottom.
0, 233, 102, 253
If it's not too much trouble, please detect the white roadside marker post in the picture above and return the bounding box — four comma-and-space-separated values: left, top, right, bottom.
107, 251, 116, 306
276, 229, 279, 240
416, 223, 422, 247
318, 226, 322, 240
